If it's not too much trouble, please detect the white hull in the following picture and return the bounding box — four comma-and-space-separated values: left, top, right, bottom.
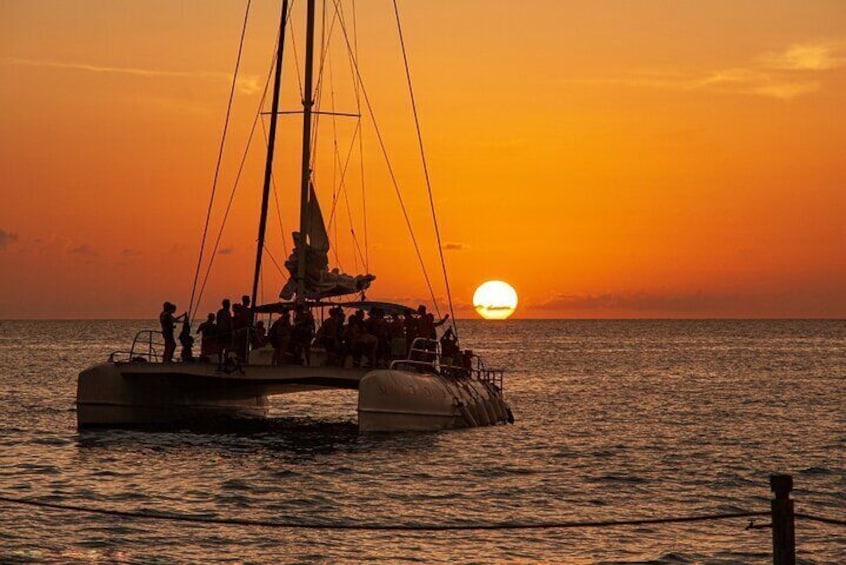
77, 360, 511, 431
358, 370, 511, 432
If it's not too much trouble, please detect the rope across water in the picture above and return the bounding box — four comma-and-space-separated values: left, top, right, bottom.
0, 495, 776, 531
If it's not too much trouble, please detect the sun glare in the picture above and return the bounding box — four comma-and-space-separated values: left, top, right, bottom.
473, 280, 518, 320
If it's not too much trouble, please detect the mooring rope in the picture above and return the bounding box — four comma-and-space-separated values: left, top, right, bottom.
795, 512, 846, 527
0, 495, 772, 531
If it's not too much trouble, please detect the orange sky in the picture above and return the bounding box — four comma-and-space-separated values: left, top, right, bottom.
1, 1, 844, 319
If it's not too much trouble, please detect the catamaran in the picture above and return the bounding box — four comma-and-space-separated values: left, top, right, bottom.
76, 0, 512, 431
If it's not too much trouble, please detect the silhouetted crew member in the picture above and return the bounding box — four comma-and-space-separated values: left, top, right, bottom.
232, 303, 246, 360
351, 309, 377, 368
389, 314, 406, 359
365, 308, 390, 367
440, 327, 459, 364
251, 320, 267, 349
196, 313, 217, 360
269, 310, 292, 366
404, 311, 418, 355
216, 299, 232, 364
315, 307, 342, 365
292, 305, 315, 366
159, 302, 185, 363
240, 295, 253, 322
417, 309, 449, 341
233, 295, 254, 360
179, 318, 194, 362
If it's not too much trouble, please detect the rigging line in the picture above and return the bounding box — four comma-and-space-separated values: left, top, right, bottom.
350, 0, 368, 272
288, 0, 304, 99
195, 17, 285, 313
348, 226, 366, 270
329, 38, 343, 269
334, 0, 368, 274
308, 0, 341, 168
0, 496, 769, 531
263, 244, 286, 276
337, 139, 366, 270
341, 179, 365, 271
331, 0, 439, 311
324, 5, 364, 234
392, 0, 456, 331
309, 0, 328, 164
332, 1, 367, 273
325, 120, 362, 229
334, 0, 368, 273
327, 48, 363, 274
188, 0, 252, 323
260, 118, 289, 258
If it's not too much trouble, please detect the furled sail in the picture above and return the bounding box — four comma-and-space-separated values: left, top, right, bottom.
280, 184, 375, 300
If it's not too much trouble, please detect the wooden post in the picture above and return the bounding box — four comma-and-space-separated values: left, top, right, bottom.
770, 474, 795, 565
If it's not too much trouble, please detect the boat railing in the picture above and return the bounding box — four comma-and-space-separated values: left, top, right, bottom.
407, 337, 439, 360
389, 337, 505, 392
466, 354, 504, 392
108, 330, 164, 363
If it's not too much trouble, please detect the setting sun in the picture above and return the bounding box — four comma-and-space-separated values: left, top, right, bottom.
473, 280, 518, 320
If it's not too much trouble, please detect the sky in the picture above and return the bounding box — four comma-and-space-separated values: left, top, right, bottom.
1, 0, 844, 319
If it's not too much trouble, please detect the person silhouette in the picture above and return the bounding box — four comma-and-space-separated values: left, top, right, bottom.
159, 302, 186, 363
216, 299, 232, 365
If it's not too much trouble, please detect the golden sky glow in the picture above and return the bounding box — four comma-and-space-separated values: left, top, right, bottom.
1, 1, 844, 318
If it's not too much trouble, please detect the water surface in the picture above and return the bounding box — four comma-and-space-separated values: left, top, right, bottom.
0, 319, 843, 563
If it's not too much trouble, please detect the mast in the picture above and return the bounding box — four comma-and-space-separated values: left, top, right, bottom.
250, 0, 289, 312
296, 0, 318, 303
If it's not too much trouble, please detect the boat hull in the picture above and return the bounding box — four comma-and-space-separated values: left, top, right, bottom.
77, 361, 511, 432
76, 360, 365, 428
357, 369, 511, 432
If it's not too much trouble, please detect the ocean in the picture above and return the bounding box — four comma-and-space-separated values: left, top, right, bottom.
0, 319, 843, 564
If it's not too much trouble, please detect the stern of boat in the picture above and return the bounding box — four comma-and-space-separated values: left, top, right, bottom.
357, 368, 511, 432
76, 361, 269, 428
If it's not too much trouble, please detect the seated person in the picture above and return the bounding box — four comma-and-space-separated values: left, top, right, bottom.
251, 320, 267, 349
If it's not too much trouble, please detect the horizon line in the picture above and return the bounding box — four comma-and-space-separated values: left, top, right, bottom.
1, 316, 843, 322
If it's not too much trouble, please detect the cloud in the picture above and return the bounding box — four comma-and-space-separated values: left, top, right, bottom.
567, 41, 845, 100
121, 248, 141, 256
0, 229, 19, 250
68, 244, 97, 256
217, 247, 234, 255
761, 42, 846, 71
2, 57, 262, 95
476, 304, 513, 311
696, 68, 821, 100
442, 242, 468, 251
541, 291, 744, 314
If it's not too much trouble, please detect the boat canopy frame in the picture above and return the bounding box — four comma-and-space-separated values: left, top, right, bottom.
254, 300, 416, 316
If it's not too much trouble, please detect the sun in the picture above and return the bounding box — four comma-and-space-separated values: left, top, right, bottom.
473, 280, 518, 320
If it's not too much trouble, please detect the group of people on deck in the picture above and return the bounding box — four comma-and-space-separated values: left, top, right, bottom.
312, 304, 449, 369
195, 295, 274, 365
160, 299, 469, 370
